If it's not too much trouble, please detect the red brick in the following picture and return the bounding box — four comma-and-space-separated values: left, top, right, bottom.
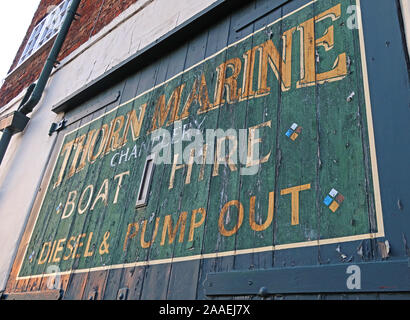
0, 0, 138, 109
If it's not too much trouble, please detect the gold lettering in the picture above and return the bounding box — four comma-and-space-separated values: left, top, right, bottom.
213, 136, 237, 176
53, 140, 75, 188
52, 238, 66, 263
140, 218, 160, 249
185, 149, 195, 185
61, 190, 77, 220
257, 27, 296, 94
240, 47, 258, 100
78, 184, 94, 214
88, 124, 109, 163
121, 104, 147, 144
297, 18, 315, 87
76, 130, 96, 173
169, 154, 185, 190
113, 171, 130, 204
196, 73, 215, 114
38, 242, 51, 265
161, 212, 188, 245
48, 240, 57, 263
90, 179, 109, 210
181, 79, 199, 118
249, 192, 274, 231
150, 84, 186, 132
84, 232, 94, 257
189, 208, 206, 242
72, 233, 86, 259
214, 58, 242, 107
67, 134, 86, 179
315, 4, 347, 83
63, 236, 76, 261
246, 121, 272, 167
297, 4, 347, 88
218, 200, 244, 237
123, 222, 139, 251
104, 115, 125, 154
280, 183, 311, 225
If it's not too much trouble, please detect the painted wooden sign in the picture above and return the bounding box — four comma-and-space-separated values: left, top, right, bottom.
18, 0, 384, 279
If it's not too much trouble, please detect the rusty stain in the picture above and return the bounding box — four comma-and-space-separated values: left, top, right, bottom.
378, 240, 390, 259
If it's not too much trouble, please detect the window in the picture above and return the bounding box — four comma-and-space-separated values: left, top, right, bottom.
18, 0, 72, 65
135, 154, 155, 208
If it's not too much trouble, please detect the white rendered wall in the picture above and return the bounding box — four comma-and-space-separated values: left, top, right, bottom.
0, 0, 218, 291
400, 0, 410, 56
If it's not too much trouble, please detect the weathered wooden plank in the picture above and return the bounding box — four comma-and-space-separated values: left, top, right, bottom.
198, 8, 254, 301
359, 0, 410, 261
165, 30, 210, 300
100, 66, 155, 300
101, 73, 144, 300
195, 14, 232, 301
81, 270, 108, 300
119, 266, 145, 300
139, 43, 190, 300
271, 0, 319, 271
313, 0, 372, 268
214, 1, 256, 293
234, 1, 281, 273
62, 272, 88, 300
109, 59, 168, 300
4, 289, 62, 300
101, 268, 123, 300
61, 99, 123, 299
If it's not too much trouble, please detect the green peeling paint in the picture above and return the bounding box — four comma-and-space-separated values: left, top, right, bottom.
18, 0, 382, 278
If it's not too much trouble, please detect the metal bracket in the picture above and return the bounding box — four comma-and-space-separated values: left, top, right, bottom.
117, 287, 129, 300
48, 118, 67, 136
205, 259, 410, 296
0, 111, 30, 133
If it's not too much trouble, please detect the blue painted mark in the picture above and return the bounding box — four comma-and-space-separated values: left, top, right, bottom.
285, 129, 294, 137
323, 195, 333, 206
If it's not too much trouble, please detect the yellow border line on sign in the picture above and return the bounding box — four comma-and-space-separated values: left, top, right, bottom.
356, 0, 384, 237
16, 0, 385, 281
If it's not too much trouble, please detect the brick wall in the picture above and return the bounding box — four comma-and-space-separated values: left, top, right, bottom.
0, 0, 138, 109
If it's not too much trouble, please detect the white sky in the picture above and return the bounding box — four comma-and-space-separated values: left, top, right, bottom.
0, 1, 41, 84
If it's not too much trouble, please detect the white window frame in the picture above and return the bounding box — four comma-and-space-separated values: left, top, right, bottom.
135, 154, 156, 208
18, 0, 72, 66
